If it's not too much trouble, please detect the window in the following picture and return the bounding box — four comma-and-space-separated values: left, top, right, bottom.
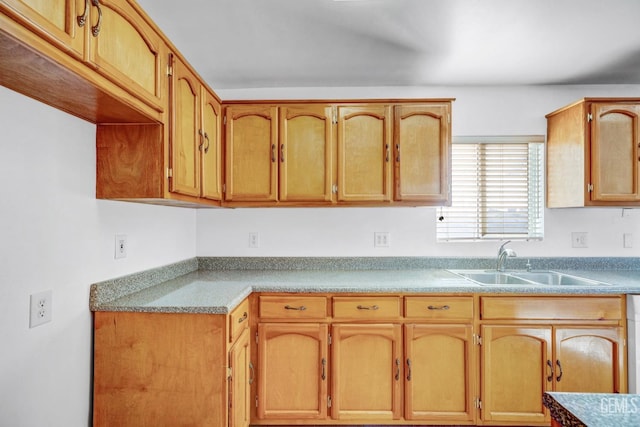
437, 136, 544, 242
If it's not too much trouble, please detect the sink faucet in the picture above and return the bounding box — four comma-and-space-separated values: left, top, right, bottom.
496, 240, 517, 272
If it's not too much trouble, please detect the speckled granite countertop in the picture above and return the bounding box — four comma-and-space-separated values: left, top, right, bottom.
89, 257, 640, 314
544, 392, 640, 426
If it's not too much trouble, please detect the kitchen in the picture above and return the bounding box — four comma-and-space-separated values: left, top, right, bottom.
2, 0, 640, 426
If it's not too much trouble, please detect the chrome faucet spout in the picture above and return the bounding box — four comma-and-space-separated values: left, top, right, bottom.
496, 240, 517, 272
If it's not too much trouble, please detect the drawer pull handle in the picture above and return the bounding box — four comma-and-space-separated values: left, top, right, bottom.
546, 359, 553, 382
357, 305, 379, 310
395, 358, 400, 381
284, 305, 306, 311
427, 305, 450, 311
249, 362, 255, 385
237, 312, 248, 323
406, 358, 412, 381
271, 144, 276, 162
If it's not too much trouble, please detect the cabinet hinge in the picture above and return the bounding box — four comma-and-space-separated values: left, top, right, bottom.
167, 168, 173, 179
587, 113, 593, 122
332, 107, 337, 124
255, 330, 259, 344
327, 396, 332, 408
167, 64, 173, 77
331, 184, 338, 194
328, 333, 332, 345
224, 115, 227, 125
223, 183, 226, 194
588, 183, 594, 192
475, 397, 482, 409
227, 367, 232, 380
255, 395, 259, 408
474, 334, 482, 346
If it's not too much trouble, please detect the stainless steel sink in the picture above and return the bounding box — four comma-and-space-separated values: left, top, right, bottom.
448, 270, 611, 287
453, 271, 534, 285
510, 271, 607, 286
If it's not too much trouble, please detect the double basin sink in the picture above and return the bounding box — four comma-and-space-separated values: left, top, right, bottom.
448, 270, 611, 287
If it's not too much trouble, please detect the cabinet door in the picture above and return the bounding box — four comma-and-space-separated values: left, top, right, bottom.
404, 324, 474, 422
169, 56, 200, 197
257, 323, 328, 420
225, 105, 278, 202
337, 105, 392, 202
331, 323, 402, 420
87, 0, 164, 111
554, 326, 625, 393
591, 103, 640, 201
0, 0, 85, 57
279, 105, 334, 202
481, 325, 552, 424
201, 88, 222, 200
229, 328, 251, 427
394, 104, 450, 203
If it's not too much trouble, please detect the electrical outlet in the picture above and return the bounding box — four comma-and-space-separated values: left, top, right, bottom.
30, 290, 52, 328
249, 232, 260, 248
115, 234, 127, 259
374, 232, 390, 248
571, 232, 588, 248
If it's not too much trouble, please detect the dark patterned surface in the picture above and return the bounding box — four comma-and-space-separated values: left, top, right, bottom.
544, 392, 640, 427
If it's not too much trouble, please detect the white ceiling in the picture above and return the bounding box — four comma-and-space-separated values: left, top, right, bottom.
136, 0, 640, 90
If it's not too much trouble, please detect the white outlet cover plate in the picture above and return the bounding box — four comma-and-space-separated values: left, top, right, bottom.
30, 289, 52, 328
115, 234, 127, 259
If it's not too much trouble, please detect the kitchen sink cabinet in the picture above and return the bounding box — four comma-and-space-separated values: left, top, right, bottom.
479, 296, 627, 426
393, 103, 451, 204
546, 98, 640, 207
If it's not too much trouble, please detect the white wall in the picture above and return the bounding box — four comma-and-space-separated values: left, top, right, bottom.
0, 86, 197, 427
197, 84, 640, 258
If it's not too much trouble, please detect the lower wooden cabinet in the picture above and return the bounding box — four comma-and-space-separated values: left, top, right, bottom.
331, 323, 403, 421
404, 324, 475, 422
256, 323, 329, 420
229, 328, 251, 427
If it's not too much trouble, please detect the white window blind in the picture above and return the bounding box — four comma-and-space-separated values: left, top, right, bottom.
437, 136, 544, 242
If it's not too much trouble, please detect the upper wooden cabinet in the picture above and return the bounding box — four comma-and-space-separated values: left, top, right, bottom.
224, 104, 334, 204
86, 0, 165, 112
280, 105, 334, 202
546, 98, 640, 207
96, 54, 222, 207
394, 104, 451, 204
0, 0, 167, 120
223, 100, 452, 207
169, 55, 222, 201
0, 0, 86, 57
224, 105, 279, 202
337, 105, 392, 202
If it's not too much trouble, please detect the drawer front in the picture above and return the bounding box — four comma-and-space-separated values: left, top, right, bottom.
259, 295, 328, 320
333, 296, 401, 320
229, 297, 250, 342
481, 296, 623, 321
405, 296, 473, 320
